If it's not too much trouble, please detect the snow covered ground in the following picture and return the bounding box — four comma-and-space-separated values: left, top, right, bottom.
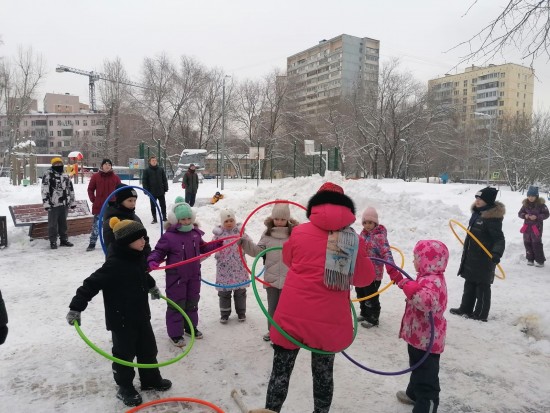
0, 172, 549, 413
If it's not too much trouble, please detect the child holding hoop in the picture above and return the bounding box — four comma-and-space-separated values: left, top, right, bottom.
212, 209, 250, 323
240, 202, 299, 341
356, 206, 401, 328
265, 183, 375, 413
148, 196, 221, 346
66, 218, 171, 407
391, 240, 448, 413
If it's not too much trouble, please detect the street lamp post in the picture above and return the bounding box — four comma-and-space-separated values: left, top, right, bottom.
220, 75, 231, 190
399, 139, 409, 181
474, 112, 493, 185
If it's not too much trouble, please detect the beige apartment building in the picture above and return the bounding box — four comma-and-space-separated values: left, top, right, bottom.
428, 63, 534, 127
0, 94, 106, 167
287, 34, 380, 117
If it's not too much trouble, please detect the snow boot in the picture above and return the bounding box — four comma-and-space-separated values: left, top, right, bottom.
170, 336, 185, 347
86, 243, 95, 252
116, 386, 142, 407
396, 390, 415, 405
59, 240, 74, 247
50, 242, 57, 249
238, 314, 246, 322
141, 378, 172, 392
527, 260, 534, 266
535, 261, 545, 267
449, 307, 471, 317
220, 315, 229, 324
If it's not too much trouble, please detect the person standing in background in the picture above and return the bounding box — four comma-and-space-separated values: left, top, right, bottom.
182, 164, 199, 207
86, 158, 121, 251
41, 157, 76, 249
0, 289, 8, 345
142, 156, 168, 224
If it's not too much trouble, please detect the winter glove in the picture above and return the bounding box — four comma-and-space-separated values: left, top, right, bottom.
401, 280, 422, 299
388, 267, 403, 284
148, 261, 160, 271
66, 310, 81, 326
0, 325, 7, 345
149, 286, 161, 300
491, 255, 501, 264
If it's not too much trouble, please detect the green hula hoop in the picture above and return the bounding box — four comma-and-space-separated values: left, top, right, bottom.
251, 247, 358, 355
73, 295, 195, 368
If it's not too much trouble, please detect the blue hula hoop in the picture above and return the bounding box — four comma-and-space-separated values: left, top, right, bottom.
98, 185, 164, 254
341, 257, 436, 376
201, 267, 265, 289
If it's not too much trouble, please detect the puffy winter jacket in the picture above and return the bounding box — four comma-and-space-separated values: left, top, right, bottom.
399, 240, 448, 354
270, 203, 375, 352
182, 170, 199, 194
41, 168, 75, 209
142, 165, 168, 197
518, 197, 549, 236
458, 201, 505, 284
87, 170, 121, 215
360, 224, 398, 281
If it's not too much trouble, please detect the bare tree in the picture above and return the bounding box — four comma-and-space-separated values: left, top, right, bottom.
0, 46, 45, 168
451, 0, 550, 66
194, 68, 227, 150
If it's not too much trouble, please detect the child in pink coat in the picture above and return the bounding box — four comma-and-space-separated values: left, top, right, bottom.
390, 239, 448, 413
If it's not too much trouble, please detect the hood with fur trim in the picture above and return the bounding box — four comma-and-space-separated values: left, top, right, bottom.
522, 197, 546, 207
263, 216, 299, 236
470, 201, 506, 219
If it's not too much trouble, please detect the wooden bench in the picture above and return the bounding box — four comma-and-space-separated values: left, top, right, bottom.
9, 200, 94, 240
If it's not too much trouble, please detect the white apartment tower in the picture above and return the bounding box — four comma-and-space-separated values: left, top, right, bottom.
287, 34, 380, 117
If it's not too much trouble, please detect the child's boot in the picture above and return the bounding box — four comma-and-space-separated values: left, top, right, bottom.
141, 378, 172, 391
116, 386, 142, 406
396, 390, 415, 405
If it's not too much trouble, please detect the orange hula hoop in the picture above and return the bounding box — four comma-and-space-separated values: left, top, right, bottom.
449, 219, 505, 280
126, 397, 225, 413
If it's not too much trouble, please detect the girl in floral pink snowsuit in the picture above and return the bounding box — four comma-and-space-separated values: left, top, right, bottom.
391, 239, 448, 413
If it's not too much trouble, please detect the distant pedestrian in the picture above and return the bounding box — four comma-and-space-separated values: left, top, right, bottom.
41, 157, 76, 249
142, 156, 168, 224
518, 186, 549, 267
86, 158, 121, 251
182, 164, 199, 207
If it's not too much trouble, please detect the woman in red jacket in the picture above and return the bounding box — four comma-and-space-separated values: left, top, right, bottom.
265, 182, 375, 413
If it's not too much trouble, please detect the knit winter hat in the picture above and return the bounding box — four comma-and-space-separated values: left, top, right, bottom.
220, 208, 236, 224
101, 158, 113, 166
115, 184, 138, 204
362, 207, 379, 224
527, 186, 539, 197
50, 157, 63, 165
271, 203, 290, 220
109, 217, 147, 246
167, 196, 196, 225
306, 182, 355, 218
475, 187, 498, 205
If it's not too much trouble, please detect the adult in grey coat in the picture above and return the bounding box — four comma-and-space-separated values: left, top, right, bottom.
142, 156, 169, 223
182, 164, 199, 207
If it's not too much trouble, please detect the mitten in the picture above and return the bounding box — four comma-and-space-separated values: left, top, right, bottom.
491, 255, 501, 264
401, 280, 422, 299
66, 310, 81, 326
388, 267, 403, 284
149, 286, 161, 300
148, 261, 160, 271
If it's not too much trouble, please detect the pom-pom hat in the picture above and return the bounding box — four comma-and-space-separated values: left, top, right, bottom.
167, 196, 196, 225
109, 217, 147, 245
50, 157, 63, 165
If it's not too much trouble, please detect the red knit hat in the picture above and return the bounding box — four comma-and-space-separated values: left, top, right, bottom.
317, 182, 344, 194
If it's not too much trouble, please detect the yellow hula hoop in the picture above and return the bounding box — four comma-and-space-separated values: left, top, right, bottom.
351, 245, 405, 303
449, 219, 505, 280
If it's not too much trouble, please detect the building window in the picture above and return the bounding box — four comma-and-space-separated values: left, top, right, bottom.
83, 120, 87, 126
463, 80, 468, 86
49, 131, 53, 136
463, 89, 467, 95
57, 141, 62, 147
75, 120, 79, 125
499, 101, 504, 106
57, 131, 61, 136
57, 120, 62, 126
49, 142, 54, 147
49, 120, 53, 126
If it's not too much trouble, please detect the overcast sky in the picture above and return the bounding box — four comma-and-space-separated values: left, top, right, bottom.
1, 0, 549, 112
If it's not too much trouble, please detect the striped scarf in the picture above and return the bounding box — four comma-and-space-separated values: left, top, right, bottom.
324, 226, 359, 291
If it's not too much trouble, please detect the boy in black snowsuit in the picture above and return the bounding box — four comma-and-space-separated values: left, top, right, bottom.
66, 217, 171, 407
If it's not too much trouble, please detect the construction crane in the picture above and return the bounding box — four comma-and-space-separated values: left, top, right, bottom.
55, 64, 147, 112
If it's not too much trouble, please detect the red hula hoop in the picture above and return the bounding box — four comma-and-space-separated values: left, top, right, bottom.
238, 200, 307, 287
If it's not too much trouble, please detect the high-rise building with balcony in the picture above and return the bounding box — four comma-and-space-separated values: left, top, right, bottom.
286, 34, 380, 117
428, 63, 534, 127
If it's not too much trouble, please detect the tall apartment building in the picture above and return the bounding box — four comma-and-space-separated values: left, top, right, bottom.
44, 92, 89, 113
0, 94, 105, 167
428, 63, 534, 127
287, 34, 380, 117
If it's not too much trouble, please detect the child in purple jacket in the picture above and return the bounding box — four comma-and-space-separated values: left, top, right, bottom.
390, 240, 448, 413
148, 196, 220, 347
518, 186, 549, 267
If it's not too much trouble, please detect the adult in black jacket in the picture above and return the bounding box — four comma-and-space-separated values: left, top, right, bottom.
67, 218, 171, 407
182, 163, 199, 206
451, 187, 506, 322
142, 156, 168, 223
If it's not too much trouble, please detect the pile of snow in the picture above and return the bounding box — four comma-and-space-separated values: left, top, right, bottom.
0, 172, 549, 412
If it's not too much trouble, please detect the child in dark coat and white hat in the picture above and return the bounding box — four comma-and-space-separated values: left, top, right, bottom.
67, 218, 171, 407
